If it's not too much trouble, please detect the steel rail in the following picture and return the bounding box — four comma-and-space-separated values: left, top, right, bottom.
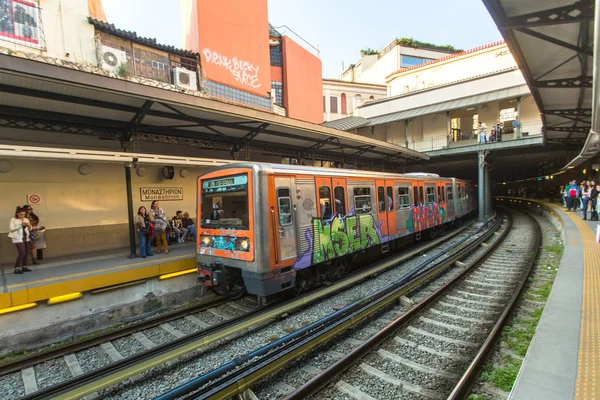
19, 220, 474, 400
159, 214, 504, 400
0, 296, 229, 376
448, 210, 542, 399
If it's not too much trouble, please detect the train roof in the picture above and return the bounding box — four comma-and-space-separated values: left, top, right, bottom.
200, 162, 470, 182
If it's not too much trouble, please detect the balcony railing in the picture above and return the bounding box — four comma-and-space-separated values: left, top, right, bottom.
401, 120, 544, 152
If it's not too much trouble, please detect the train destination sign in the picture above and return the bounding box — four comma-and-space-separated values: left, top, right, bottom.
202, 174, 248, 194
140, 187, 183, 201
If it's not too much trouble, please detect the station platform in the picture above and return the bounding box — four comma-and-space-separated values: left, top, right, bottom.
0, 242, 197, 313
496, 198, 600, 400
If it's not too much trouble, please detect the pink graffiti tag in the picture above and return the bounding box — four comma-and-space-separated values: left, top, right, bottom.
202, 48, 261, 89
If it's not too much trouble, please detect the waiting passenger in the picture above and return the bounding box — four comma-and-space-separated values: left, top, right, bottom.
150, 200, 169, 254
171, 211, 188, 243
591, 183, 599, 221
8, 206, 32, 274
24, 204, 43, 265
582, 183, 591, 220
135, 206, 154, 258
182, 212, 196, 240
566, 181, 580, 211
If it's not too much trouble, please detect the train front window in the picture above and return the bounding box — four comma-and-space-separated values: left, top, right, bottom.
201, 174, 249, 230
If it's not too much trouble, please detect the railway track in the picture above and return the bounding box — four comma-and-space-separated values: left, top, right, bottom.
147, 214, 506, 400
2, 218, 485, 400
241, 209, 539, 400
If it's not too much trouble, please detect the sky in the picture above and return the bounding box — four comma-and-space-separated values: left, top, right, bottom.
102, 0, 503, 79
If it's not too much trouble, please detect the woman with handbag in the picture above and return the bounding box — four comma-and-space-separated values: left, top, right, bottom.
150, 200, 169, 254
8, 206, 32, 274
24, 204, 44, 265
135, 206, 154, 258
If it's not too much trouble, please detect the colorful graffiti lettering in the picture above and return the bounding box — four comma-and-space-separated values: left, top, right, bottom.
293, 213, 381, 270
406, 203, 445, 232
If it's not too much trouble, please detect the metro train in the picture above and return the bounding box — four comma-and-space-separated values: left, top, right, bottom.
196, 163, 476, 299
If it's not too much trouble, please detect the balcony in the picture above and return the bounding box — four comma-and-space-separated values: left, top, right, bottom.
402, 121, 543, 152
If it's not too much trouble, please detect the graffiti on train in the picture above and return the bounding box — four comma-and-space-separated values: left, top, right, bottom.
406, 203, 445, 232
293, 213, 381, 269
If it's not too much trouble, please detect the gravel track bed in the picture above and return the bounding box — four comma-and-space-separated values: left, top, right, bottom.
112, 336, 146, 359
342, 367, 419, 399
450, 291, 508, 302
379, 340, 465, 372
435, 302, 494, 320
438, 297, 505, 312
76, 346, 113, 373
234, 297, 261, 310
193, 310, 225, 326
34, 358, 72, 389
142, 327, 177, 345
412, 320, 485, 342
457, 285, 508, 297
95, 223, 483, 399
364, 352, 451, 391
423, 311, 491, 329
401, 327, 479, 356
168, 318, 200, 335
213, 303, 244, 318
0, 372, 25, 399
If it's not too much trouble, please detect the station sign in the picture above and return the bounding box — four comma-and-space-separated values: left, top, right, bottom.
202, 174, 247, 194
140, 187, 183, 201
27, 193, 42, 205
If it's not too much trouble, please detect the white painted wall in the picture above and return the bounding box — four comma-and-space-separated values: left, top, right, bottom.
0, 0, 96, 65
388, 43, 516, 96
322, 80, 387, 122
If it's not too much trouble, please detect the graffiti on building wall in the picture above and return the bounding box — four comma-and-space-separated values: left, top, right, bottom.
293, 213, 382, 270
202, 48, 261, 89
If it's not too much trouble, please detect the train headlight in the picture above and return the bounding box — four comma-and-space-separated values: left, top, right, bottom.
201, 236, 212, 247
240, 239, 249, 250
235, 238, 250, 251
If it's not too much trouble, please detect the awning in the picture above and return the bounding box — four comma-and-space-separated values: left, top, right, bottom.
366, 85, 531, 126
0, 53, 428, 169
322, 116, 370, 131
483, 0, 598, 169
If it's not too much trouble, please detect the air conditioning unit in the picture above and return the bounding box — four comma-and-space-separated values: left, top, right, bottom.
174, 67, 197, 90
100, 45, 127, 72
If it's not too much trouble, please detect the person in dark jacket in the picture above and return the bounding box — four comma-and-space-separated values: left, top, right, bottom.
590, 181, 599, 221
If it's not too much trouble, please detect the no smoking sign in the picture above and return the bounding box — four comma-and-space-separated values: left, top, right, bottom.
27, 194, 42, 205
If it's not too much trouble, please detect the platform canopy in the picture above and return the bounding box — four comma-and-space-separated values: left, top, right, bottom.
483, 0, 599, 169
0, 54, 427, 169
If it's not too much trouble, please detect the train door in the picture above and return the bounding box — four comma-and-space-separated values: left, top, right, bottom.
332, 178, 347, 218
424, 182, 436, 229
376, 180, 389, 238
385, 181, 396, 238
274, 177, 297, 262
395, 181, 412, 233
446, 180, 455, 218
315, 177, 334, 220
411, 180, 425, 232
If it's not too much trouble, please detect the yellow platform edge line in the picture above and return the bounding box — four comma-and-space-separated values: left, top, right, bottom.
5, 257, 197, 309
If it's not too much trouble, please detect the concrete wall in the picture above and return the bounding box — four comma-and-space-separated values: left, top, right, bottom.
322, 80, 387, 122
387, 43, 515, 95
0, 158, 209, 264
0, 0, 96, 65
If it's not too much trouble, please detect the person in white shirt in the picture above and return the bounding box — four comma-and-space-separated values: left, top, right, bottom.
8, 206, 32, 274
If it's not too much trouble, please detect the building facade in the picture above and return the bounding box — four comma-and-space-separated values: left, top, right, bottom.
322, 79, 387, 122
340, 39, 457, 85
181, 0, 323, 123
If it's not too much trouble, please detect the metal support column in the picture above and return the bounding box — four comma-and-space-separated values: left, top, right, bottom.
404, 119, 409, 148
446, 111, 451, 147
485, 166, 492, 218
478, 150, 486, 222
124, 161, 136, 258
515, 97, 521, 139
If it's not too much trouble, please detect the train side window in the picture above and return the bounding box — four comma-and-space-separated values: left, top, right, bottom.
437, 187, 441, 202
465, 186, 469, 198
458, 185, 463, 200
446, 186, 453, 201
419, 186, 424, 204
386, 186, 393, 211
377, 186, 385, 212
441, 186, 445, 203
354, 187, 372, 214
319, 186, 332, 220
426, 186, 436, 204
277, 188, 292, 226
398, 187, 410, 209
413, 186, 419, 206
334, 186, 346, 216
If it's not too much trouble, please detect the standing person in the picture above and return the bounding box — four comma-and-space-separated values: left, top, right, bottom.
566, 181, 579, 211
8, 207, 32, 274
494, 119, 503, 142
24, 204, 42, 265
135, 206, 154, 258
182, 212, 196, 241
150, 200, 169, 254
581, 183, 591, 220
591, 183, 599, 221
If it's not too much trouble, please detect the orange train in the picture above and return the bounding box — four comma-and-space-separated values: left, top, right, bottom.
196, 163, 476, 299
